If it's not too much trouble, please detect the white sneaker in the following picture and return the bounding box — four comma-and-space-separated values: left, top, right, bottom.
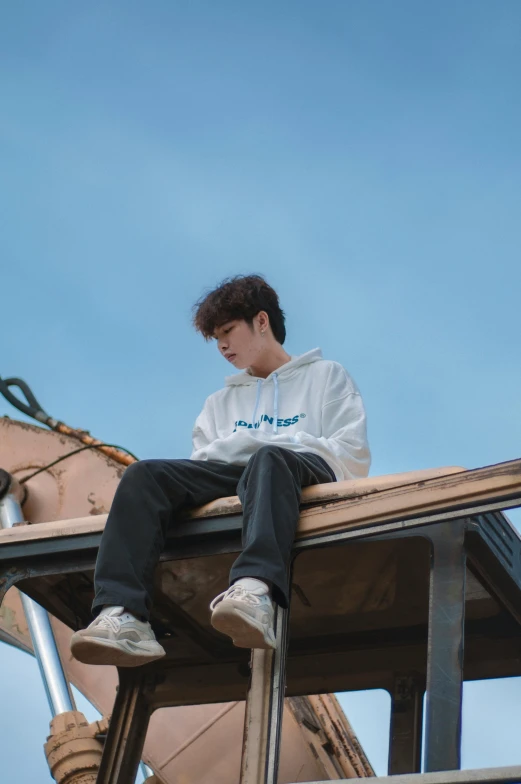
210, 585, 277, 649
70, 607, 166, 667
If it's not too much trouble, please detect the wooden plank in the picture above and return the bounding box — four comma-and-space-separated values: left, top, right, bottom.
297, 459, 521, 536
0, 515, 106, 543
186, 466, 466, 519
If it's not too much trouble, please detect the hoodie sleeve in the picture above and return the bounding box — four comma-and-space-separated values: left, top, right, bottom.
292, 363, 371, 480
190, 395, 217, 458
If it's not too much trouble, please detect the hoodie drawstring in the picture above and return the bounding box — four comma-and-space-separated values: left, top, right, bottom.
251, 379, 262, 431
272, 373, 279, 434
251, 373, 279, 434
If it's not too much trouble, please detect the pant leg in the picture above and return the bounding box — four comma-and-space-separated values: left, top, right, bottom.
230, 445, 336, 607
93, 458, 244, 620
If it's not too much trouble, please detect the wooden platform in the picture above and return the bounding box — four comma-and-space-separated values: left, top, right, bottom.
1, 461, 521, 696
1, 460, 519, 547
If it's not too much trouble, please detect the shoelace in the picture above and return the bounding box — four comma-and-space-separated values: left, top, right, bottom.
95, 614, 122, 633
209, 585, 266, 612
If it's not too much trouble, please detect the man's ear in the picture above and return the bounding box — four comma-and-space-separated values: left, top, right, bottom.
257, 311, 269, 332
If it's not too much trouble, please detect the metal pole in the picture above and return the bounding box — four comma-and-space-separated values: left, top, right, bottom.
96, 666, 153, 784
0, 472, 76, 716
140, 762, 154, 780
239, 603, 289, 784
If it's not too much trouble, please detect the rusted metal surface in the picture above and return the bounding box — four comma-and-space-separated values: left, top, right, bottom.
305, 695, 374, 778
44, 711, 109, 784
0, 418, 125, 525
53, 421, 136, 467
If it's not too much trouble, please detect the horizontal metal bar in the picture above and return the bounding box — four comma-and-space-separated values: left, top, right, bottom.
294, 495, 521, 552
297, 763, 521, 783
0, 533, 102, 562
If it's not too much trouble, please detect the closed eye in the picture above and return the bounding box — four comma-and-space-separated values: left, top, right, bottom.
212, 325, 233, 340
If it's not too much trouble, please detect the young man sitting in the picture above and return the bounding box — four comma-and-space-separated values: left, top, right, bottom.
71, 274, 371, 667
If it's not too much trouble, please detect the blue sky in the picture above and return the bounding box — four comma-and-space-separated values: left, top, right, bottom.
1, 1, 520, 779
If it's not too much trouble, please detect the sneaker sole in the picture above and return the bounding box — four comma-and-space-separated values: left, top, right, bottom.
211, 605, 276, 650
70, 634, 166, 668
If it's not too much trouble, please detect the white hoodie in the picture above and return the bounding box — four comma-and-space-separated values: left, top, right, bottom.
190, 348, 371, 482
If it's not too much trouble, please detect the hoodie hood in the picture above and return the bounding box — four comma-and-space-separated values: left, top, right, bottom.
224, 348, 323, 434
224, 348, 323, 387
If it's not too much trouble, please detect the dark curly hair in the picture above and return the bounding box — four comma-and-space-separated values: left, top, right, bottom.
192, 274, 286, 344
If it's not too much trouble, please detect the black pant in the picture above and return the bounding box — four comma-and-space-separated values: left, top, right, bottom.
92, 445, 336, 620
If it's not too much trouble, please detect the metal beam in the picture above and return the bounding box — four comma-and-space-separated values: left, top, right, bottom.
424, 523, 466, 773
297, 764, 521, 784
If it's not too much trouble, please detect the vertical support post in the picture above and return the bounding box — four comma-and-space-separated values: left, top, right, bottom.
97, 667, 154, 784
240, 604, 289, 784
424, 521, 466, 773
388, 675, 424, 774
0, 471, 76, 716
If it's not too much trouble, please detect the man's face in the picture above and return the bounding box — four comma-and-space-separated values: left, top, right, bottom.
213, 318, 263, 369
